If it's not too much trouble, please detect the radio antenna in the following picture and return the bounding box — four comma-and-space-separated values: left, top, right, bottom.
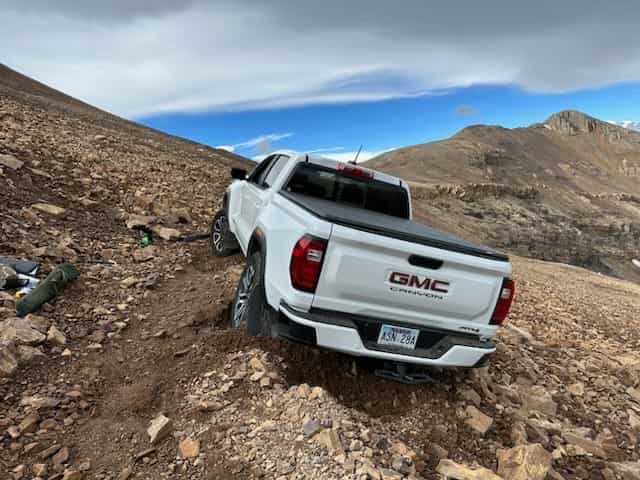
351, 145, 363, 164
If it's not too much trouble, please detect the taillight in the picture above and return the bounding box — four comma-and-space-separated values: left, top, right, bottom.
290, 235, 328, 293
491, 278, 515, 326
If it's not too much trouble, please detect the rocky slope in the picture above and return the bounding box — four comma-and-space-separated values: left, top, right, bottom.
369, 110, 640, 282
2, 64, 640, 480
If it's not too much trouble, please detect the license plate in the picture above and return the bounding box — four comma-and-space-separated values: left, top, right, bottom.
377, 324, 419, 349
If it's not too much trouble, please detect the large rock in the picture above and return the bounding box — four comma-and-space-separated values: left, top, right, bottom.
0, 153, 23, 170
19, 411, 40, 433
608, 462, 640, 480
497, 444, 551, 480
17, 345, 45, 363
563, 431, 607, 459
522, 386, 557, 417
32, 203, 66, 216
0, 317, 46, 345
629, 409, 640, 433
436, 459, 503, 479
151, 225, 181, 241
313, 428, 342, 452
126, 214, 156, 230
62, 470, 82, 480
628, 387, 640, 404
179, 437, 200, 458
0, 265, 18, 289
0, 340, 19, 377
133, 246, 157, 263
147, 414, 172, 444
25, 314, 51, 333
465, 405, 493, 434
47, 325, 67, 345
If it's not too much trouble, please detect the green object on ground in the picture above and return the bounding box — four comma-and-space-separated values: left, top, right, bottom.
141, 235, 150, 247
16, 263, 80, 317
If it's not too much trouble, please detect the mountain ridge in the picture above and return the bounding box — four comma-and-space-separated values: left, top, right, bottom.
0, 63, 249, 165
369, 110, 640, 281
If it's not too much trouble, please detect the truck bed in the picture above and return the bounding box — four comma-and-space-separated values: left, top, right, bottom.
280, 191, 509, 262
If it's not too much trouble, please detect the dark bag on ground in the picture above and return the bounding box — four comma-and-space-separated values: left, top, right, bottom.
16, 263, 79, 317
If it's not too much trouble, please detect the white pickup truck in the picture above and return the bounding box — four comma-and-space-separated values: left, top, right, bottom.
211, 151, 514, 377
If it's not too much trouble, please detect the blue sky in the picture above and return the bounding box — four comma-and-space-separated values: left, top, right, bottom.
141, 82, 640, 161
3, 0, 640, 161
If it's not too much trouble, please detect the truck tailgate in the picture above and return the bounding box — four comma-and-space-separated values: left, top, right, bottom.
312, 224, 511, 333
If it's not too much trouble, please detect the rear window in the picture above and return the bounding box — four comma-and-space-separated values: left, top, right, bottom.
283, 163, 410, 218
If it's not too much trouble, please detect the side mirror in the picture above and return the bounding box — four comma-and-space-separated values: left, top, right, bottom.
231, 167, 247, 180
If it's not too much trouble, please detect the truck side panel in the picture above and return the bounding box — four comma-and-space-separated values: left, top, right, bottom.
257, 193, 333, 313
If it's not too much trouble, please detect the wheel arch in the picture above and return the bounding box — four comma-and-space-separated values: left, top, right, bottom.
222, 192, 229, 213
247, 227, 267, 257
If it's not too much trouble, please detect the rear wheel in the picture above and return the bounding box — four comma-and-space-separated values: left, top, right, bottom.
210, 210, 238, 257
231, 251, 278, 336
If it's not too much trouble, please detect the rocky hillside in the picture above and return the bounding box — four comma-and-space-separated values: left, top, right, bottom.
369, 110, 640, 282
2, 65, 640, 480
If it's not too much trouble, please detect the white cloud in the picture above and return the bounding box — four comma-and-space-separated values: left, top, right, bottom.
230, 133, 293, 151
305, 147, 345, 154
2, 1, 640, 117
609, 120, 640, 131
225, 132, 293, 156
216, 145, 235, 152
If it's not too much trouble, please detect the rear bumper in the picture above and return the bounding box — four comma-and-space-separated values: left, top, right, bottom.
277, 303, 495, 368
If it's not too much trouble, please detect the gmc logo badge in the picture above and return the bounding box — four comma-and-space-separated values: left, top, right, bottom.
389, 271, 450, 293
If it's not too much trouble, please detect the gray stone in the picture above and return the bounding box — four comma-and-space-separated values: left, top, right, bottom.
126, 214, 156, 230
563, 431, 607, 459
151, 225, 181, 241
497, 444, 551, 480
0, 265, 18, 289
0, 317, 46, 345
303, 419, 322, 437
0, 340, 19, 377
436, 459, 502, 479
465, 405, 493, 434
0, 153, 23, 170
32, 203, 66, 216
47, 324, 67, 345
608, 462, 640, 480
147, 414, 172, 444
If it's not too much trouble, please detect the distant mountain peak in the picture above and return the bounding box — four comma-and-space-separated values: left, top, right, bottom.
544, 110, 634, 138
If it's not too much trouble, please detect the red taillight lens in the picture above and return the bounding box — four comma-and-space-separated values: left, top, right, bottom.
290, 235, 328, 293
337, 162, 374, 179
491, 278, 515, 326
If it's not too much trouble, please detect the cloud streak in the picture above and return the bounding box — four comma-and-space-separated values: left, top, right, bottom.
219, 132, 294, 154
2, 1, 640, 117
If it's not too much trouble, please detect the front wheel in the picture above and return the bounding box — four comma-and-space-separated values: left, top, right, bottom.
210, 210, 238, 257
231, 251, 278, 336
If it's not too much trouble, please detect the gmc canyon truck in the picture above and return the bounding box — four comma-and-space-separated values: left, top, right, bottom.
211, 151, 514, 381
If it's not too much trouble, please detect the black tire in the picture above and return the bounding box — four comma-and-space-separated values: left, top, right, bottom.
231, 251, 278, 336
210, 210, 238, 257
